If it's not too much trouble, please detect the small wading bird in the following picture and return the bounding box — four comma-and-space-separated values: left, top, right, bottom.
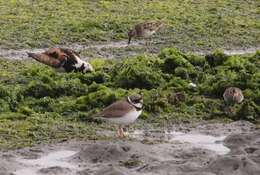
27, 48, 94, 73
223, 87, 244, 113
128, 21, 163, 45
93, 95, 143, 138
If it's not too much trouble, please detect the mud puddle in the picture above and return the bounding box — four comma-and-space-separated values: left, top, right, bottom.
193, 47, 260, 56
130, 130, 230, 155
168, 132, 230, 155
0, 40, 259, 60
0, 41, 143, 60
0, 121, 259, 175
12, 131, 229, 175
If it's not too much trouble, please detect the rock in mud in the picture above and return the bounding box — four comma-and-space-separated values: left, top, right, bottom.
207, 156, 260, 175
205, 130, 260, 175
38, 166, 71, 174
72, 142, 131, 163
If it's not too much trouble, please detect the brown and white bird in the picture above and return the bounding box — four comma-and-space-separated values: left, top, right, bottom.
223, 87, 244, 113
27, 48, 94, 73
128, 21, 163, 44
93, 95, 143, 138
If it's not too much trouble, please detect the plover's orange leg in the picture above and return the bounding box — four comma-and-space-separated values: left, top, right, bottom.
117, 125, 128, 138
116, 126, 121, 137
224, 105, 234, 115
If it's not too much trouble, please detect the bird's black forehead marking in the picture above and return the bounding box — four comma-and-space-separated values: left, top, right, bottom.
130, 95, 142, 102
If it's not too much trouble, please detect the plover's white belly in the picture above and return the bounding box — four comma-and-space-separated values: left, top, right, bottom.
104, 110, 142, 125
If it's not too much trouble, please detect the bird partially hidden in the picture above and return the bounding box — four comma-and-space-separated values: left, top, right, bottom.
93, 95, 143, 138
128, 21, 163, 45
27, 48, 94, 73
223, 87, 244, 113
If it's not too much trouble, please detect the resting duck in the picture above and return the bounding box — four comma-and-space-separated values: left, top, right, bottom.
128, 21, 163, 44
27, 48, 94, 73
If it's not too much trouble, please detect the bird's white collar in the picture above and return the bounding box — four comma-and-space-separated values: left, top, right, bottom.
127, 96, 142, 110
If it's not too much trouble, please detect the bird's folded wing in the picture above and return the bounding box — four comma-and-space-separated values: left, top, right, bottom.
27, 52, 61, 68
45, 48, 68, 63
94, 100, 132, 118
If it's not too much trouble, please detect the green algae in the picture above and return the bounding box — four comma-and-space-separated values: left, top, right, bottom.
113, 55, 165, 89
0, 48, 259, 149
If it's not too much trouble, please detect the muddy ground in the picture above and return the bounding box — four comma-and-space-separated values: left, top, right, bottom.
0, 38, 259, 175
0, 120, 259, 175
0, 39, 260, 60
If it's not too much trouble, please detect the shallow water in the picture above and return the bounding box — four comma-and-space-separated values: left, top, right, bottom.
14, 150, 78, 175
132, 130, 230, 155
169, 131, 230, 155
0, 42, 259, 60
0, 41, 142, 60
89, 40, 142, 49
193, 47, 260, 56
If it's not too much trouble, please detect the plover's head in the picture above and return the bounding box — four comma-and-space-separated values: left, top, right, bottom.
63, 49, 94, 73
71, 59, 94, 73
81, 61, 94, 73
128, 29, 136, 37
127, 95, 143, 109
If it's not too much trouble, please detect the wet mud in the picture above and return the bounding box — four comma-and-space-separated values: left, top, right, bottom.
0, 40, 259, 60
0, 121, 259, 175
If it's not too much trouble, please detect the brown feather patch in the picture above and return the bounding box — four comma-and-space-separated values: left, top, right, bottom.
27, 52, 62, 68
95, 100, 134, 119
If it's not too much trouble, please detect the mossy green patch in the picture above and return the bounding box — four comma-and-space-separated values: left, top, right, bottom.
113, 55, 164, 89
0, 48, 259, 149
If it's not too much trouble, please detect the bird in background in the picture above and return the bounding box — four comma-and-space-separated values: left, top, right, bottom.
128, 21, 164, 45
27, 48, 94, 73
93, 94, 143, 138
223, 87, 244, 113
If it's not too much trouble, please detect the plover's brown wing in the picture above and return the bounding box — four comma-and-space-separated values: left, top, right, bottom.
142, 22, 154, 29
143, 21, 163, 31
59, 48, 79, 64
233, 87, 244, 103
27, 52, 62, 68
223, 87, 238, 104
45, 48, 68, 62
60, 48, 80, 57
95, 100, 133, 118
133, 23, 144, 36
